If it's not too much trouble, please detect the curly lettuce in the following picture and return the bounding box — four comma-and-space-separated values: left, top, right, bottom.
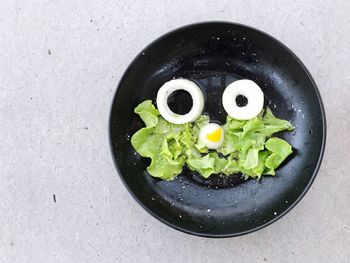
131, 100, 294, 180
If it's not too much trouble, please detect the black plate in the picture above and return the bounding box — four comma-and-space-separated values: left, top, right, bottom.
109, 22, 326, 237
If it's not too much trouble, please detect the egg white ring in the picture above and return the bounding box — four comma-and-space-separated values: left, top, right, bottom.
222, 79, 264, 120
156, 79, 204, 124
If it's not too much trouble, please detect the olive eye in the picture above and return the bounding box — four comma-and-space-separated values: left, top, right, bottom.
156, 79, 204, 124
222, 79, 264, 120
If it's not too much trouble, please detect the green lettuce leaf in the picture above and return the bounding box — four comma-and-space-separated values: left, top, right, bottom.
131, 101, 294, 180
252, 151, 270, 177
134, 100, 159, 126
265, 137, 293, 170
260, 108, 294, 137
239, 150, 270, 178
221, 154, 240, 175
186, 154, 216, 178
131, 100, 187, 180
193, 115, 210, 153
241, 117, 265, 138
186, 152, 240, 178
147, 155, 184, 180
243, 148, 260, 170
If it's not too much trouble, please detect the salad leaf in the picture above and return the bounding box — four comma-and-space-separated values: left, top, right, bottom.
265, 137, 293, 170
131, 101, 294, 180
186, 152, 240, 178
260, 108, 294, 137
242, 148, 260, 170
186, 154, 216, 178
221, 154, 240, 175
147, 155, 184, 180
134, 100, 160, 126
131, 100, 187, 180
253, 151, 270, 177
241, 117, 265, 138
218, 133, 240, 155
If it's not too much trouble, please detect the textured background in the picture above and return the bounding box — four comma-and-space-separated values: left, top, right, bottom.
0, 0, 349, 262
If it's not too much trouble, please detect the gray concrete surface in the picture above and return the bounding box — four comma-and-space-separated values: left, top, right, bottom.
0, 0, 349, 262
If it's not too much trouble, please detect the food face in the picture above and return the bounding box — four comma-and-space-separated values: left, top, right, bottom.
131, 79, 294, 181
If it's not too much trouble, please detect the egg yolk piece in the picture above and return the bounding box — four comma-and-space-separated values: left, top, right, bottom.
199, 123, 224, 149
206, 128, 222, 142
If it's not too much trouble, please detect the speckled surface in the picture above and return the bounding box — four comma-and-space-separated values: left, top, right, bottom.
0, 0, 349, 262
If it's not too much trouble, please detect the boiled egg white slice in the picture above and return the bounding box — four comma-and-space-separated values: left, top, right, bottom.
222, 79, 264, 120
156, 79, 204, 124
199, 123, 224, 149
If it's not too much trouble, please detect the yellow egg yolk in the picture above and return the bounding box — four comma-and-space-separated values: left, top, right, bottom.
206, 128, 222, 142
